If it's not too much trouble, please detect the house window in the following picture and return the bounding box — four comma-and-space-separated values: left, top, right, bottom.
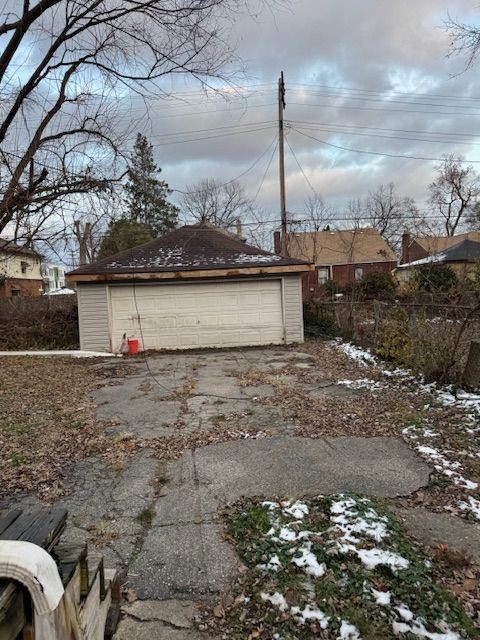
317, 267, 329, 285
355, 267, 364, 281
20, 261, 28, 275
11, 288, 20, 297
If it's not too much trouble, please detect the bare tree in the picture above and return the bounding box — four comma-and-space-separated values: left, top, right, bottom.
428, 155, 480, 236
181, 179, 252, 228
365, 182, 418, 250
445, 13, 480, 69
288, 194, 334, 263
0, 0, 264, 245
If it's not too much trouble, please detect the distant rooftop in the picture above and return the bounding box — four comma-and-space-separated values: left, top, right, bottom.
287, 228, 397, 265
399, 239, 480, 268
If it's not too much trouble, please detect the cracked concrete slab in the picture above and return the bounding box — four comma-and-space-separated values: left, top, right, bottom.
129, 522, 240, 600
126, 435, 431, 600
396, 507, 480, 563
14, 346, 439, 639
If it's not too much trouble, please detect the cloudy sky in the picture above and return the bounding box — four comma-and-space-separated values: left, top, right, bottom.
123, 0, 480, 230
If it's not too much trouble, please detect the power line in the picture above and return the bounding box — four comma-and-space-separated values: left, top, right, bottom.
288, 101, 480, 119
251, 139, 279, 203
288, 82, 480, 103
290, 126, 480, 164
171, 133, 278, 195
284, 134, 318, 198
289, 119, 480, 140
288, 121, 480, 147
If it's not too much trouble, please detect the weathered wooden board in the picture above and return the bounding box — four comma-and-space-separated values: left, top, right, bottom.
0, 507, 68, 551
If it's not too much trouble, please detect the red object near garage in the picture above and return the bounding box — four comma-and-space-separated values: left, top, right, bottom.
127, 338, 139, 354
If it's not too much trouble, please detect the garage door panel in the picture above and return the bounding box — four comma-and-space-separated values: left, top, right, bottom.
110, 280, 284, 350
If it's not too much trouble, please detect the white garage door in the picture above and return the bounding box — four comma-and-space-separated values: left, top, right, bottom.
109, 280, 285, 350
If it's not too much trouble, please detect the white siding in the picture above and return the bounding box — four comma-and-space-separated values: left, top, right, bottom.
77, 284, 110, 352
283, 274, 304, 344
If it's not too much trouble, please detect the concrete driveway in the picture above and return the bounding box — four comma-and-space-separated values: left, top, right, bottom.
55, 347, 431, 638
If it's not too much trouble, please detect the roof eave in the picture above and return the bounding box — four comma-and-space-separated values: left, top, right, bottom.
66, 263, 314, 283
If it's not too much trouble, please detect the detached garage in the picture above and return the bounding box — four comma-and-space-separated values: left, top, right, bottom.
67, 223, 313, 352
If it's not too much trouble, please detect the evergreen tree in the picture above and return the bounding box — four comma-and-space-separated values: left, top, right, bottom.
125, 133, 179, 236
97, 219, 153, 259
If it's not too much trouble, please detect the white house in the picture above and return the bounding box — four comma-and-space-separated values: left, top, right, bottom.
42, 263, 67, 293
0, 239, 43, 297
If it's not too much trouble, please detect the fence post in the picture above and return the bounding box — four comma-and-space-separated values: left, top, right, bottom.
463, 340, 480, 391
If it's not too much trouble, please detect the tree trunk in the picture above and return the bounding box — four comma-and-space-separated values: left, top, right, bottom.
463, 340, 480, 391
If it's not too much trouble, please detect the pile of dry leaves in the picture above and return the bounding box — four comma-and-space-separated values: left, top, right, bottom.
0, 357, 132, 502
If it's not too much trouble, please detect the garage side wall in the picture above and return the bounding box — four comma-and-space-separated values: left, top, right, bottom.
283, 274, 304, 344
77, 283, 111, 352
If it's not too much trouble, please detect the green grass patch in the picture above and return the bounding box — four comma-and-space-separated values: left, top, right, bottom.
217, 495, 479, 639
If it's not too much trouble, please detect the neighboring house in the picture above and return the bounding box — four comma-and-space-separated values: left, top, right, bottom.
42, 263, 67, 293
276, 228, 397, 299
67, 223, 313, 352
0, 239, 43, 297
396, 239, 480, 286
401, 231, 480, 264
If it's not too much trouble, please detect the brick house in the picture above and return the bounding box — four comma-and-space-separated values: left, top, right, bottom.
0, 240, 43, 297
401, 231, 480, 264
275, 228, 397, 300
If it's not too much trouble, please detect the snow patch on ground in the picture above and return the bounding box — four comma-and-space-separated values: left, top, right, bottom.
334, 340, 480, 521
337, 620, 361, 639
338, 378, 387, 390
291, 542, 326, 577
392, 603, 461, 639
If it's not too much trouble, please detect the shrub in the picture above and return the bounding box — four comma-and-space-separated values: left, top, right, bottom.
361, 272, 397, 299
413, 263, 457, 291
303, 302, 338, 338
0, 297, 79, 350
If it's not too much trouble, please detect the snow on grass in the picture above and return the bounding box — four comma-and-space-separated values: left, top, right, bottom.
330, 495, 389, 543
372, 589, 391, 605
261, 591, 289, 611
458, 495, 480, 519
257, 554, 282, 572
282, 500, 309, 519
335, 340, 377, 366
335, 340, 480, 521
291, 604, 330, 628
416, 445, 478, 490
338, 620, 361, 639
337, 378, 387, 390
291, 542, 326, 577
228, 495, 475, 640
392, 603, 461, 640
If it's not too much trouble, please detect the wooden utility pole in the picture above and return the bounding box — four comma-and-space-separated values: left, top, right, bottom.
278, 71, 288, 256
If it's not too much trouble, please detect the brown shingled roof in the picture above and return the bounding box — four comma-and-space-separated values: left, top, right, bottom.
287, 228, 397, 265
0, 238, 40, 257
68, 223, 311, 277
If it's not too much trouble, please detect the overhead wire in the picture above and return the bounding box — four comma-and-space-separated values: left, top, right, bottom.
290, 126, 480, 164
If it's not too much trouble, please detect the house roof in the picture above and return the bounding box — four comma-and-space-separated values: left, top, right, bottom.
287, 228, 397, 266
413, 231, 480, 254
0, 239, 40, 257
400, 239, 480, 268
68, 223, 311, 280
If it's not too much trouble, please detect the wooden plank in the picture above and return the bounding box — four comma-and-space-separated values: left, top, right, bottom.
0, 510, 22, 536
0, 582, 26, 640
67, 262, 315, 283
0, 507, 67, 551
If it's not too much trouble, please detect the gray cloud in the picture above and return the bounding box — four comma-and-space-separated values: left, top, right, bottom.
124, 0, 480, 226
